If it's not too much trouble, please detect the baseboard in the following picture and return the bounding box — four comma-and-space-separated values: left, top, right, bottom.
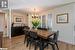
3, 35, 9, 38
58, 40, 75, 46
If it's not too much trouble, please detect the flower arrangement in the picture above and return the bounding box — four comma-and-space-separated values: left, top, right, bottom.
32, 18, 40, 30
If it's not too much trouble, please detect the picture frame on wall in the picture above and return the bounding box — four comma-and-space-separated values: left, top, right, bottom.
13, 16, 23, 23
56, 13, 68, 23
16, 17, 22, 22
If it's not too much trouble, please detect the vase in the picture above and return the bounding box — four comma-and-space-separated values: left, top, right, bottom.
34, 28, 37, 30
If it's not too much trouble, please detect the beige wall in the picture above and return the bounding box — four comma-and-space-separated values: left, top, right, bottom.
0, 10, 28, 38
11, 11, 28, 26
0, 13, 5, 37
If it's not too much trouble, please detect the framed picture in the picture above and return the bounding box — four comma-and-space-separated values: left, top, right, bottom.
13, 16, 23, 23
56, 13, 68, 23
16, 17, 22, 22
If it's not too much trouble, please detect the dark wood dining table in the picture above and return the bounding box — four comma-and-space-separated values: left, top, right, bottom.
29, 29, 54, 39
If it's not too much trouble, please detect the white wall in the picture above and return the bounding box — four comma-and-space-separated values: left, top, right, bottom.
73, 3, 75, 45
52, 3, 75, 45
41, 3, 75, 45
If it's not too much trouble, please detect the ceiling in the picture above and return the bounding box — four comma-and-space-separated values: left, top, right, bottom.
9, 0, 75, 13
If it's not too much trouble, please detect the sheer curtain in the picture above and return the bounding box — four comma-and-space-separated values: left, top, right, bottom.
47, 14, 52, 30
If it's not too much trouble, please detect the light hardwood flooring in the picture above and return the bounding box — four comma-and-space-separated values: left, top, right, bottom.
2, 35, 75, 50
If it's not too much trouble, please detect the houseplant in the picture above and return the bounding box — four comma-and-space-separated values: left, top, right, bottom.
32, 18, 40, 30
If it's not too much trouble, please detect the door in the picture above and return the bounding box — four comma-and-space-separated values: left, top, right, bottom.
0, 12, 6, 37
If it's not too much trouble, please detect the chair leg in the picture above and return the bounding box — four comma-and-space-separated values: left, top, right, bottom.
34, 43, 37, 50
51, 44, 55, 50
55, 43, 59, 50
39, 46, 44, 50
46, 45, 49, 50
26, 39, 30, 47
29, 42, 32, 50
24, 36, 27, 44
39, 43, 44, 50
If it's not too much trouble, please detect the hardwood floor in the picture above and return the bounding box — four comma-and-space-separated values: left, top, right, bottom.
2, 35, 75, 50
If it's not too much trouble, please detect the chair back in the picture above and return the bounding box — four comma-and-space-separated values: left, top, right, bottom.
30, 31, 37, 39
24, 30, 30, 36
24, 26, 30, 29
53, 31, 59, 42
38, 28, 48, 30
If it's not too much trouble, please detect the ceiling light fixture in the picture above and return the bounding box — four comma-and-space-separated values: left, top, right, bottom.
32, 8, 38, 18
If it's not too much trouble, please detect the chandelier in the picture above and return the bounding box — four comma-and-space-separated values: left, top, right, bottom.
32, 8, 38, 18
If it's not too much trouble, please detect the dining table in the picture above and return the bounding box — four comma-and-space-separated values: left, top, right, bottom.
29, 29, 55, 39
24, 29, 55, 50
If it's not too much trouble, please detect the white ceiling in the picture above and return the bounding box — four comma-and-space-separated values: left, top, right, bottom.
9, 0, 75, 13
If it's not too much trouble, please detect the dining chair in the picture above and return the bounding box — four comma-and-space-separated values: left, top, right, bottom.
24, 30, 30, 44
26, 31, 38, 50
37, 27, 48, 30
48, 30, 59, 50
24, 26, 30, 29
42, 30, 59, 50
26, 31, 44, 50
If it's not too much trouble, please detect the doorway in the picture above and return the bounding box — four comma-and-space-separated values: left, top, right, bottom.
0, 12, 7, 37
